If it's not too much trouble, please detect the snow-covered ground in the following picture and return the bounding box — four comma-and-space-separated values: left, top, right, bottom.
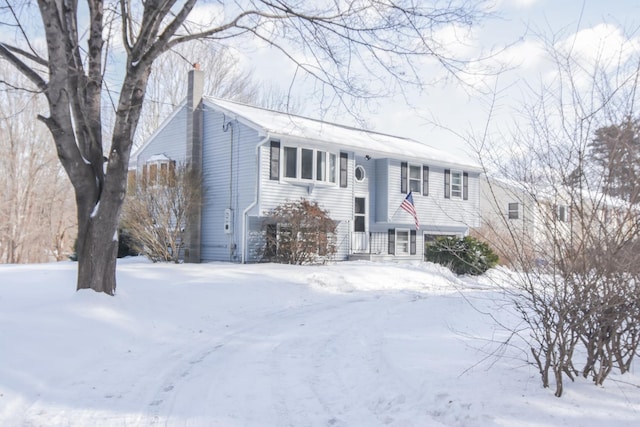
0, 258, 638, 426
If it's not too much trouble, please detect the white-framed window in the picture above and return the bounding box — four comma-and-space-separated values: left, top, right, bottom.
508, 202, 519, 220
280, 145, 338, 183
355, 165, 366, 182
409, 164, 421, 193
284, 146, 297, 178
329, 153, 336, 183
396, 229, 410, 255
388, 228, 417, 255
451, 170, 463, 199
317, 151, 326, 181
142, 155, 175, 187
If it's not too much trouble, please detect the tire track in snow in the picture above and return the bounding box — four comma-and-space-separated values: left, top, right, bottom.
138, 299, 360, 425
137, 291, 428, 426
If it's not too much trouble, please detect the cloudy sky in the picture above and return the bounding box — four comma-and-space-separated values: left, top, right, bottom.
236, 0, 640, 162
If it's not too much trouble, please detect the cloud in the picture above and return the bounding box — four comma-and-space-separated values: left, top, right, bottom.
183, 3, 226, 33
509, 0, 540, 8
554, 23, 640, 72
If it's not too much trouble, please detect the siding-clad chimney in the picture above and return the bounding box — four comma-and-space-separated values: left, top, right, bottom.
185, 64, 204, 263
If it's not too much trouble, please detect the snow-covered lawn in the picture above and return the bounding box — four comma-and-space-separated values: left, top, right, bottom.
0, 258, 638, 426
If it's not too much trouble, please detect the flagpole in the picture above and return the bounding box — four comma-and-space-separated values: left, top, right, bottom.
390, 191, 409, 221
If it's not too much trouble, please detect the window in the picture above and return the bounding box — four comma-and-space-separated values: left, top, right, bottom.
329, 153, 336, 183
340, 152, 348, 188
270, 140, 280, 180
149, 163, 158, 184
402, 162, 427, 194
388, 229, 417, 256
409, 164, 421, 194
451, 171, 463, 198
142, 156, 175, 187
445, 169, 466, 199
284, 147, 297, 178
508, 202, 519, 219
557, 204, 569, 222
396, 230, 410, 255
316, 151, 326, 181
279, 145, 339, 184
354, 197, 366, 232
301, 148, 313, 180
355, 165, 365, 182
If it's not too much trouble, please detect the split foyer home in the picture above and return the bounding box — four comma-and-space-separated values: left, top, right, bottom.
129, 68, 482, 263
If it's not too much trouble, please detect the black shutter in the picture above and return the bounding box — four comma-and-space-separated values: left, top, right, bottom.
269, 141, 280, 180
401, 162, 407, 194
388, 229, 395, 255
444, 169, 450, 199
423, 166, 429, 196
340, 152, 348, 188
463, 172, 469, 200
410, 230, 416, 255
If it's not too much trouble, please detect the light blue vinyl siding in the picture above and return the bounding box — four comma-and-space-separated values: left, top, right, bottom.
380, 160, 480, 232
135, 106, 188, 166
200, 107, 260, 262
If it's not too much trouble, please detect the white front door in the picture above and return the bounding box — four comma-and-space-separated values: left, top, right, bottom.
352, 196, 368, 252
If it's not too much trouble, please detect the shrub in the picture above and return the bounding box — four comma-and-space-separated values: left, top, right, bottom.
120, 163, 201, 263
263, 199, 337, 264
425, 236, 498, 275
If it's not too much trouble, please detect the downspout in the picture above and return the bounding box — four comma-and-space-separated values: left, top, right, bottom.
242, 134, 270, 263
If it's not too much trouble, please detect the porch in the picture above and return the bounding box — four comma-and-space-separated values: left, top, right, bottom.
347, 231, 423, 262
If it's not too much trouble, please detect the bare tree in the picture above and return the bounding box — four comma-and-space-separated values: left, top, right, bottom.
0, 0, 489, 294
137, 41, 290, 145
475, 27, 640, 396
0, 69, 76, 263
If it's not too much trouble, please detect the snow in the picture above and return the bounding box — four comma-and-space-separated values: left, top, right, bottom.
206, 97, 482, 171
0, 259, 638, 426
90, 201, 100, 218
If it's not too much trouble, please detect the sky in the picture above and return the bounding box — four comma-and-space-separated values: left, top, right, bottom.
1, 1, 638, 164
235, 0, 640, 163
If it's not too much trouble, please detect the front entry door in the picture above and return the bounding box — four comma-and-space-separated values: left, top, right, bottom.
352, 196, 368, 252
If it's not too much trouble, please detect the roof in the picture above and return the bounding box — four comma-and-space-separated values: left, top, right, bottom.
205, 97, 481, 171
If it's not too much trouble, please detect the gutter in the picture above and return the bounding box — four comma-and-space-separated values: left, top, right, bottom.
242, 134, 271, 263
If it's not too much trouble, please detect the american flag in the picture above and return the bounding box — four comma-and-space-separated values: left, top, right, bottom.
400, 192, 420, 230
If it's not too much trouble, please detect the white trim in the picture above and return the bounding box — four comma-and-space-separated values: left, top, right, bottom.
280, 143, 339, 185
242, 135, 271, 263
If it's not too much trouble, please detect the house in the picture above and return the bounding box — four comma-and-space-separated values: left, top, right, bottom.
476, 174, 638, 267
129, 68, 482, 263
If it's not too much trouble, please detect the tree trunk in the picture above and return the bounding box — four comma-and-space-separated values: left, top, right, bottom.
77, 217, 119, 295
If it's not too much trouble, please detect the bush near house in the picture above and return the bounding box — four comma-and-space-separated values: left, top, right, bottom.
120, 163, 201, 263
263, 199, 337, 265
425, 236, 498, 275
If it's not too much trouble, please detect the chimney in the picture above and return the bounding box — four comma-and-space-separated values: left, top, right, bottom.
185, 64, 204, 263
